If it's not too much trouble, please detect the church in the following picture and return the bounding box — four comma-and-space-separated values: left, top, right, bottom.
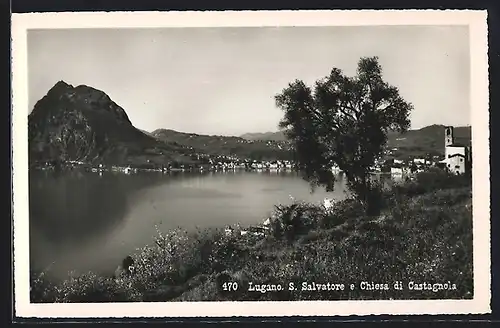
444, 126, 471, 175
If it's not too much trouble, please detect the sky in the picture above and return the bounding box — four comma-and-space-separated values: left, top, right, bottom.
27, 26, 470, 136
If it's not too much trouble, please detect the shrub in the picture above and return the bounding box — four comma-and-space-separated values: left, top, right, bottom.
268, 201, 324, 241
31, 271, 134, 303
394, 168, 472, 198
321, 198, 365, 228
30, 271, 58, 303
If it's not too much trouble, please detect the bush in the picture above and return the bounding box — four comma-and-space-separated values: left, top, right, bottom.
30, 271, 58, 303
321, 198, 365, 228
391, 168, 471, 198
31, 270, 134, 303
268, 201, 324, 241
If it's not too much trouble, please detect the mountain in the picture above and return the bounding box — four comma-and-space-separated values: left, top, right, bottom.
139, 129, 154, 137
151, 129, 293, 161
240, 131, 286, 141
28, 81, 195, 166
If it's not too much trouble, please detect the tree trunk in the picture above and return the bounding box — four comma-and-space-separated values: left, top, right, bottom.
360, 177, 381, 217
365, 186, 382, 216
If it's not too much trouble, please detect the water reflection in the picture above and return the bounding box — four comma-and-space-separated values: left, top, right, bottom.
29, 170, 345, 278
29, 170, 182, 276
29, 170, 176, 245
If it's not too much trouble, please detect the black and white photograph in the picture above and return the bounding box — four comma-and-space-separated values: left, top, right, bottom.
12, 10, 490, 318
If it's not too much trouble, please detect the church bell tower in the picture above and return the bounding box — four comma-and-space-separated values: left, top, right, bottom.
445, 126, 454, 146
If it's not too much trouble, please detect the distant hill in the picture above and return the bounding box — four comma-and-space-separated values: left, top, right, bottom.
151, 129, 293, 161
28, 81, 195, 166
386, 124, 471, 158
240, 124, 472, 159
240, 131, 287, 142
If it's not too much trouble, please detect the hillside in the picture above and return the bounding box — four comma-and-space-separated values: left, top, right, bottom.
386, 124, 471, 159
241, 125, 472, 159
151, 129, 293, 161
28, 81, 195, 166
240, 131, 287, 142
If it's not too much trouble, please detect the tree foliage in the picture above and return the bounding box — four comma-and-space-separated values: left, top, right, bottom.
275, 56, 413, 215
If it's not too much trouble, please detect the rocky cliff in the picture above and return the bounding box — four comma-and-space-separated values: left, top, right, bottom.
28, 81, 192, 165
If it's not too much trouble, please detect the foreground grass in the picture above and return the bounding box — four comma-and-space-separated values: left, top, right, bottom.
31, 169, 473, 302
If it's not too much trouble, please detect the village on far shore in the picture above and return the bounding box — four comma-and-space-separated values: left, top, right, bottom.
31, 126, 471, 179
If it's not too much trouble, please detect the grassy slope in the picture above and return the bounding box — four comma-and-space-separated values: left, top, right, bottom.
31, 170, 472, 302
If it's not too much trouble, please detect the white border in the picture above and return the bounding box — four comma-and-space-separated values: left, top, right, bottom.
12, 10, 490, 318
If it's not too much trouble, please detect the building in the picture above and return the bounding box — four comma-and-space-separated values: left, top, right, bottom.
391, 167, 410, 176
390, 167, 404, 175
413, 158, 426, 165
444, 126, 471, 175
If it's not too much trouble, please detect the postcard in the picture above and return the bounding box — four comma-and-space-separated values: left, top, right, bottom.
11, 9, 490, 318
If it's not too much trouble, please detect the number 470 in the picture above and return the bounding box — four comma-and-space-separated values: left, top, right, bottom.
223, 282, 238, 291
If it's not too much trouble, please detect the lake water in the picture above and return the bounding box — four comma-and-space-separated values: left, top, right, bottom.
29, 170, 347, 279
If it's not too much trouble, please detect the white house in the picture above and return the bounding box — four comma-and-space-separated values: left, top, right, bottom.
391, 166, 411, 176
331, 165, 341, 174
323, 198, 335, 210
413, 158, 426, 165
390, 167, 403, 175
444, 126, 470, 175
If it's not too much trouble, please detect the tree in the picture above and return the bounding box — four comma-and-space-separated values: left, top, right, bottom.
274, 56, 413, 215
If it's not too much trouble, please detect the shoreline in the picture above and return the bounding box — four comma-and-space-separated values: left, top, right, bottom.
29, 163, 299, 174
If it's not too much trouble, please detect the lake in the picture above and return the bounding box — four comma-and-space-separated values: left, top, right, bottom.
29, 169, 348, 279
